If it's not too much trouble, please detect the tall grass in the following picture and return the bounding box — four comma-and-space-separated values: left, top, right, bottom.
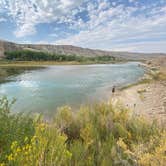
0, 97, 165, 166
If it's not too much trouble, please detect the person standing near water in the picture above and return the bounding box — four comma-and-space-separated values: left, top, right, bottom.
112, 86, 116, 94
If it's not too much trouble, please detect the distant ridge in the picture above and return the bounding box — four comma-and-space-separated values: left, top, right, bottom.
0, 40, 165, 60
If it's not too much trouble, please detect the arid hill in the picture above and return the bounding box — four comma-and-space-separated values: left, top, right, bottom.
0, 40, 165, 60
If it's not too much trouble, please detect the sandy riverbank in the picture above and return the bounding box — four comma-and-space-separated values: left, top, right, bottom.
111, 57, 166, 126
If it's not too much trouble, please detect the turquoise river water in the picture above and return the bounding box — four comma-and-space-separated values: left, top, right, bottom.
0, 62, 144, 114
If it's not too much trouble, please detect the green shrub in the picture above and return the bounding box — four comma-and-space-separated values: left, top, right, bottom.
0, 97, 35, 163
4, 50, 117, 63
0, 97, 165, 166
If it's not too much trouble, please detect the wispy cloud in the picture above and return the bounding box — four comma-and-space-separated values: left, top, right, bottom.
0, 0, 85, 37
0, 0, 166, 52
55, 0, 166, 52
0, 17, 6, 22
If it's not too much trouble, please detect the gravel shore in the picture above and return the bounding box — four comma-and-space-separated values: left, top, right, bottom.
111, 57, 166, 126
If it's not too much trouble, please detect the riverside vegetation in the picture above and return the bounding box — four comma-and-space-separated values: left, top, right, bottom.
0, 97, 165, 166
4, 50, 117, 63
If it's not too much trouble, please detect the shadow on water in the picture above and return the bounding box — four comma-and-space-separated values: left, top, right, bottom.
0, 66, 44, 84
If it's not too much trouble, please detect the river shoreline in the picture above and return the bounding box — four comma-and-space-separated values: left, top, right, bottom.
0, 59, 165, 126
0, 59, 128, 67
111, 57, 166, 126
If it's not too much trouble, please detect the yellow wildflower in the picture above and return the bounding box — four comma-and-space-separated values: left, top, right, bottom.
25, 144, 31, 150
58, 135, 67, 142
31, 135, 38, 143
24, 136, 29, 143
124, 149, 134, 156
80, 124, 94, 146
25, 151, 29, 155
14, 153, 18, 157
7, 154, 14, 161
16, 147, 21, 153
65, 150, 72, 158
117, 138, 127, 150
0, 163, 5, 166
11, 141, 18, 150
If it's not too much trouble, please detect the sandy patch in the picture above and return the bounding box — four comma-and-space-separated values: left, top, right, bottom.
111, 57, 166, 126
111, 81, 166, 125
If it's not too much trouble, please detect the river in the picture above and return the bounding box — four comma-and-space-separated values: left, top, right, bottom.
0, 62, 144, 115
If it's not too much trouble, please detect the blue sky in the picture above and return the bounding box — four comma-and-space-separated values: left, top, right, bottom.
0, 0, 166, 53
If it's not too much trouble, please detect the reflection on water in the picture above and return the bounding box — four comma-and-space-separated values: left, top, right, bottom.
0, 62, 144, 115
0, 66, 43, 83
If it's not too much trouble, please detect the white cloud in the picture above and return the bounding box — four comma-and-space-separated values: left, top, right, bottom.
110, 41, 166, 53
128, 0, 136, 3
14, 22, 36, 37
55, 1, 166, 53
0, 17, 6, 22
0, 0, 166, 52
1, 0, 85, 37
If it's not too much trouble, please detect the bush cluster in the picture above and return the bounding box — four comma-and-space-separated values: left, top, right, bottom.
4, 50, 116, 62
0, 97, 165, 166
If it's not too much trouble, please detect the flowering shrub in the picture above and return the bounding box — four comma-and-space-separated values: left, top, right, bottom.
0, 98, 165, 165
0, 97, 35, 163
7, 123, 71, 166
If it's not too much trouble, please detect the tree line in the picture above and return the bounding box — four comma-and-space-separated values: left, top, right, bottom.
4, 50, 116, 62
